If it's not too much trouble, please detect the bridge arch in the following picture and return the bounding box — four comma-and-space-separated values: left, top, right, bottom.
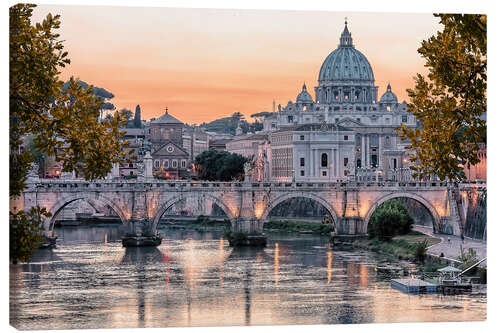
363, 192, 442, 233
260, 192, 339, 225
46, 193, 128, 232
152, 192, 236, 232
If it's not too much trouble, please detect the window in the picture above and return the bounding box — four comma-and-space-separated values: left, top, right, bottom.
165, 160, 169, 168
393, 158, 397, 169
402, 115, 408, 123
357, 159, 361, 168
288, 116, 294, 123
371, 155, 378, 168
322, 171, 327, 176
271, 123, 276, 128
172, 160, 178, 168
300, 135, 305, 141
344, 157, 348, 166
300, 170, 305, 176
129, 163, 133, 168
300, 158, 305, 167
321, 153, 328, 167
129, 171, 133, 175
181, 160, 186, 168
154, 160, 160, 168
344, 135, 348, 141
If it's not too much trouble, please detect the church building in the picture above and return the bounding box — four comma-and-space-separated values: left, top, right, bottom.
263, 21, 417, 182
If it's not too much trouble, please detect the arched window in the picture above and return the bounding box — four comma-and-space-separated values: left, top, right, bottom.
321, 153, 328, 168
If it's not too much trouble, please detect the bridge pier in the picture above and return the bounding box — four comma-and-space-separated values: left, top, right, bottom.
122, 218, 162, 247
227, 218, 267, 247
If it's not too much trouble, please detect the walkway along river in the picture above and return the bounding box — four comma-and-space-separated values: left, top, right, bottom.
9, 224, 486, 330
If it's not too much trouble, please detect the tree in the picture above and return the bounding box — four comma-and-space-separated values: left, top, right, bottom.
134, 104, 142, 128
397, 14, 486, 237
368, 199, 414, 240
119, 108, 133, 121
9, 4, 129, 263
194, 149, 248, 181
398, 14, 486, 182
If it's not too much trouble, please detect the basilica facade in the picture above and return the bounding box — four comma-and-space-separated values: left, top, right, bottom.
262, 21, 417, 182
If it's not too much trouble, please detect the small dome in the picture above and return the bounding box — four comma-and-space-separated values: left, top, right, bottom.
380, 83, 398, 103
296, 83, 313, 103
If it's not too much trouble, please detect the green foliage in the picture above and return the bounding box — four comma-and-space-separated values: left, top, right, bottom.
414, 239, 429, 263
62, 79, 115, 109
194, 149, 248, 181
368, 199, 415, 240
398, 14, 486, 182
201, 112, 263, 135
264, 220, 334, 234
9, 4, 130, 263
10, 206, 52, 264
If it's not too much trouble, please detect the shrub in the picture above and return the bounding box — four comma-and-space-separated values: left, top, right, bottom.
414, 239, 429, 263
368, 199, 414, 240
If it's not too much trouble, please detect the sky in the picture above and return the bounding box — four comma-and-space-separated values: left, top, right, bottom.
31, 5, 442, 124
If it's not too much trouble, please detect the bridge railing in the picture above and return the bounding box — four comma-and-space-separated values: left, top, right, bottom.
25, 178, 459, 191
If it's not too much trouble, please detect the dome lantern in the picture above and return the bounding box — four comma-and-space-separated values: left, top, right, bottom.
339, 19, 353, 47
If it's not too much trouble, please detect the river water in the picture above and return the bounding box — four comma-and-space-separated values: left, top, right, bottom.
10, 225, 486, 330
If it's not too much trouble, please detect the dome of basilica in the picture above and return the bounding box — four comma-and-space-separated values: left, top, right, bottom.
379, 83, 398, 103
318, 22, 375, 83
296, 83, 313, 103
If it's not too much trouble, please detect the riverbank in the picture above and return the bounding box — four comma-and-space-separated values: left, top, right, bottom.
351, 231, 441, 262
264, 220, 333, 234
413, 225, 487, 267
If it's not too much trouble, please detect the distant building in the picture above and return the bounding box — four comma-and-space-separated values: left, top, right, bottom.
226, 133, 269, 159
150, 107, 190, 179
120, 128, 146, 177
183, 126, 209, 160
209, 138, 232, 151
464, 143, 486, 182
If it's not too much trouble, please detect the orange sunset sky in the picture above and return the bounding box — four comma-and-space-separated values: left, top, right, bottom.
32, 5, 442, 124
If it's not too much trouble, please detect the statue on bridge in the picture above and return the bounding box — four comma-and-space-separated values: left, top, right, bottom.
244, 161, 251, 183
27, 162, 39, 180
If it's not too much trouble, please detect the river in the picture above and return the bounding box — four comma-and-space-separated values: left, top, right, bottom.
9, 224, 486, 330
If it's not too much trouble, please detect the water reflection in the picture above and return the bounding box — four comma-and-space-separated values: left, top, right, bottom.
9, 226, 487, 330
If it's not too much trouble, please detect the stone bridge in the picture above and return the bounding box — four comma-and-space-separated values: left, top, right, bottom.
21, 176, 485, 241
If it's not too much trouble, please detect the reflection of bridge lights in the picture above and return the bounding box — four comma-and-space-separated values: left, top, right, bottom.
327, 250, 332, 284
274, 243, 279, 289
